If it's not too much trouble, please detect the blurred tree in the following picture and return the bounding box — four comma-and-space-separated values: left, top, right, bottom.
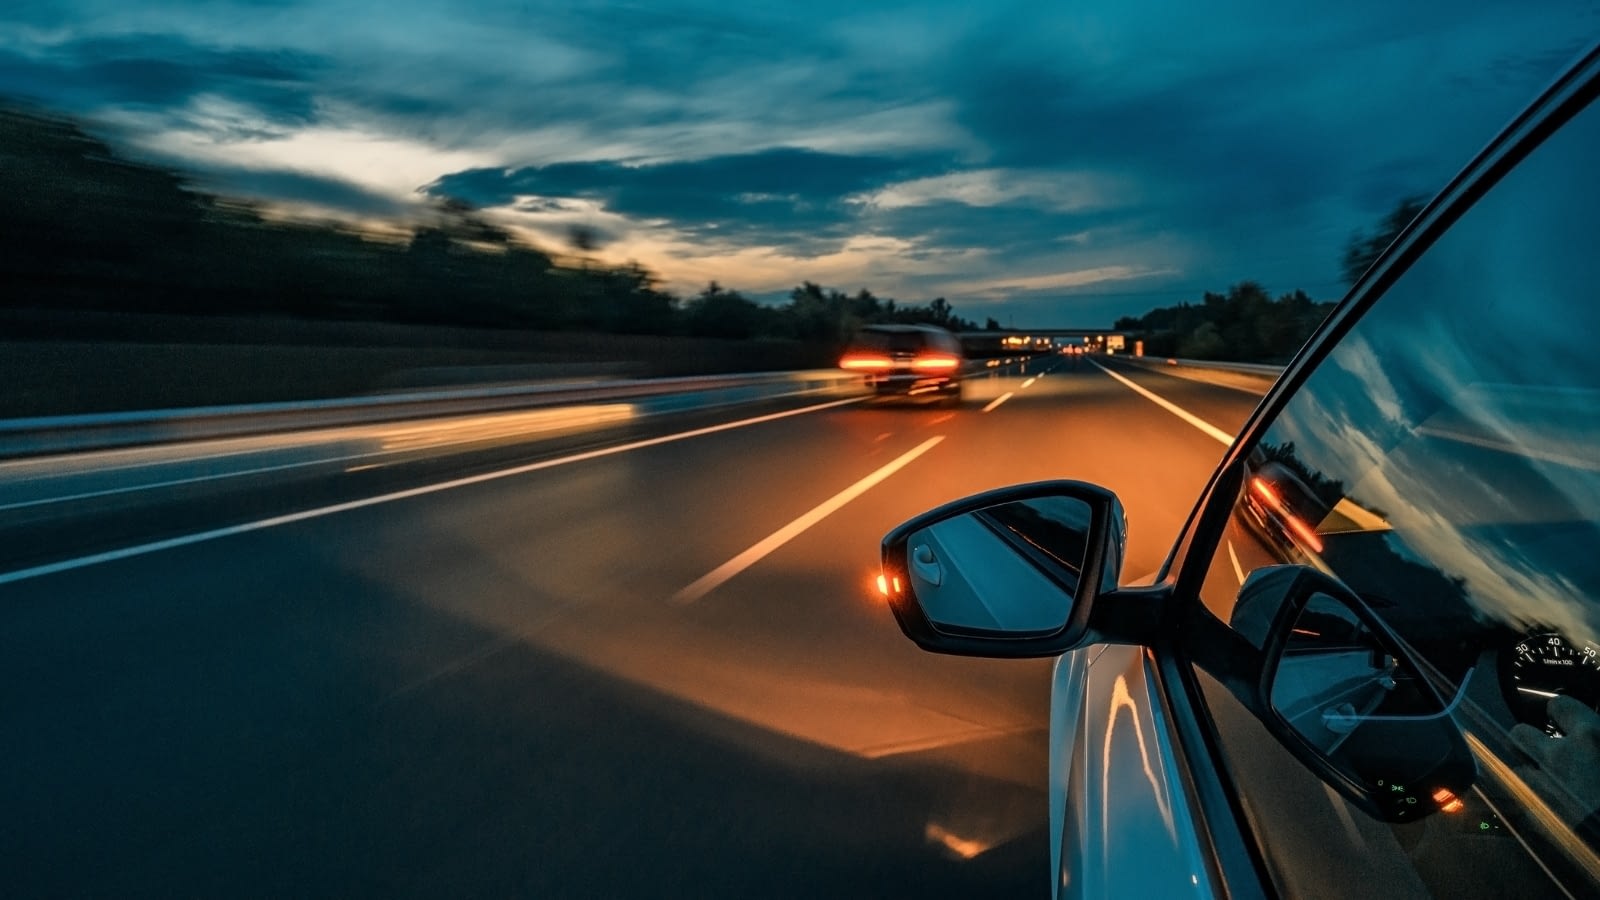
685, 282, 767, 339
1178, 321, 1226, 359
1114, 283, 1334, 363
1342, 195, 1427, 286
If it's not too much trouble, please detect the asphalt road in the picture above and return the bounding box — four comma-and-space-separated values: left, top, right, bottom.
0, 356, 1266, 898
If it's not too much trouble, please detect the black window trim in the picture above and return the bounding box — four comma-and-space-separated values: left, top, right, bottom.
1148, 41, 1600, 900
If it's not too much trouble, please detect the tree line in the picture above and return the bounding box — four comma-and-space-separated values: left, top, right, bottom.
1113, 284, 1334, 362
0, 103, 976, 349
1112, 196, 1423, 362
3, 101, 1424, 362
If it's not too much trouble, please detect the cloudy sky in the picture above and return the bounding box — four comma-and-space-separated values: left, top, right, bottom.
1, 1, 1595, 324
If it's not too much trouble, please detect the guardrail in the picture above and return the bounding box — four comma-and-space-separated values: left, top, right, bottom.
1120, 356, 1286, 377
0, 369, 866, 459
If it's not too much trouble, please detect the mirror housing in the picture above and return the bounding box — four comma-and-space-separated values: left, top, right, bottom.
1231, 565, 1477, 823
879, 480, 1131, 658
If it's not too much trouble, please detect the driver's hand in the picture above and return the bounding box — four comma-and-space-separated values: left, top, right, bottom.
1511, 695, 1600, 825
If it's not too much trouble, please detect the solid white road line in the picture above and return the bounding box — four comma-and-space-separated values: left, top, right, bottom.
1089, 359, 1234, 446
981, 392, 1013, 413
1227, 539, 1246, 585
0, 396, 867, 587
671, 435, 945, 604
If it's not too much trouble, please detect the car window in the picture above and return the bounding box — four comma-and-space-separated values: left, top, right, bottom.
1191, 78, 1600, 898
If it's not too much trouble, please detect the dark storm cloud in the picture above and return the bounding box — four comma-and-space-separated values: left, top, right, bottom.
426, 147, 952, 243
952, 59, 1342, 224
866, 201, 1151, 261
0, 32, 321, 126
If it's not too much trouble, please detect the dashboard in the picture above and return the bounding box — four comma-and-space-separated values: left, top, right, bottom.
1501, 631, 1600, 734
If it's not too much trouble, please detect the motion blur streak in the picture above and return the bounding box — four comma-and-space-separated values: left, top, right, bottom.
0, 395, 863, 586
376, 403, 637, 450
0, 403, 634, 512
1465, 732, 1600, 883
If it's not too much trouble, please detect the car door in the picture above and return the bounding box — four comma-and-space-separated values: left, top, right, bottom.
1159, 42, 1600, 900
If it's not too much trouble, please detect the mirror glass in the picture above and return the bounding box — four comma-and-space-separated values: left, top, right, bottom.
1270, 591, 1469, 815
902, 495, 1091, 633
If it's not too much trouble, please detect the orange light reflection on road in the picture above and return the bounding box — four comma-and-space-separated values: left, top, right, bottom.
924, 823, 992, 860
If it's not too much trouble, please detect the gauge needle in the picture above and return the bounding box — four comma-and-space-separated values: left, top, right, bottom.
1517, 686, 1560, 698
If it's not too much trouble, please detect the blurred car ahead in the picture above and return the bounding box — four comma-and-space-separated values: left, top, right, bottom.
838, 324, 966, 406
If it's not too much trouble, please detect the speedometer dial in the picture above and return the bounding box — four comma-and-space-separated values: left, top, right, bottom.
1509, 632, 1600, 733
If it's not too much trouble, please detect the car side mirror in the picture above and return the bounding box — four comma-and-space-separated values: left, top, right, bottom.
879, 480, 1129, 657
1233, 566, 1477, 823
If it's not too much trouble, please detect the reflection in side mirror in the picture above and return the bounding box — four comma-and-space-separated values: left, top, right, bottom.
904, 495, 1090, 634
1239, 567, 1477, 823
880, 480, 1128, 658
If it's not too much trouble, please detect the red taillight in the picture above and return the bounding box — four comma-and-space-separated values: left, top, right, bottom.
1285, 515, 1324, 553
1250, 476, 1282, 509
1251, 477, 1323, 553
911, 354, 960, 372
840, 353, 893, 371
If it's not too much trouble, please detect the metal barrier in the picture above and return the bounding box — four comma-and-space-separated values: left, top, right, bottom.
0, 369, 866, 459
1120, 356, 1286, 377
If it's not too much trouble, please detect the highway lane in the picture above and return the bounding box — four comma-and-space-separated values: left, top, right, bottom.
0, 357, 1265, 898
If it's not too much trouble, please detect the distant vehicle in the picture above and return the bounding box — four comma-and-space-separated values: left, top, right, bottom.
838, 324, 966, 406
875, 44, 1600, 900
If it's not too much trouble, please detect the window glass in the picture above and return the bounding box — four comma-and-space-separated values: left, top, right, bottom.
1195, 84, 1600, 898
